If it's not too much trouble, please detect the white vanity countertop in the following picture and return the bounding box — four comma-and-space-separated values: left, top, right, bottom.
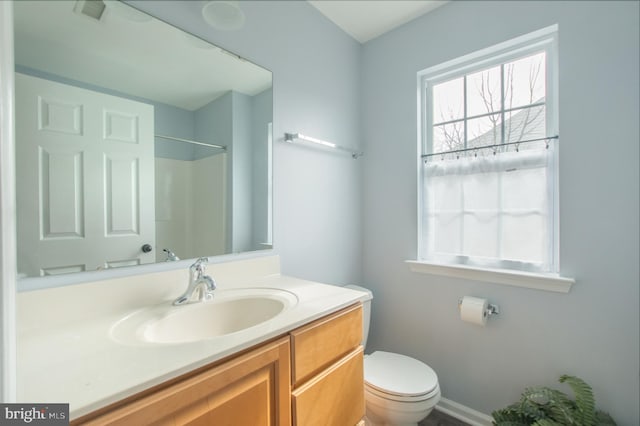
16, 256, 370, 419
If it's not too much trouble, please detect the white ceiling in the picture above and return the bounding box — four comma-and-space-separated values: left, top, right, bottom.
308, 0, 448, 43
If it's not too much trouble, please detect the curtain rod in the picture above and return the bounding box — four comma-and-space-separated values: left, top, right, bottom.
284, 132, 363, 159
422, 135, 559, 159
155, 134, 226, 151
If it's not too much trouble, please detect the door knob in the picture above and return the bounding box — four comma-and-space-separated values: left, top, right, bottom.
141, 244, 153, 253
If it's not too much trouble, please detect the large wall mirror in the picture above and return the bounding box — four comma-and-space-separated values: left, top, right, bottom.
13, 1, 273, 283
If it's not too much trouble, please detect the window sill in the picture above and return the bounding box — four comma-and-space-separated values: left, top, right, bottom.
405, 260, 574, 293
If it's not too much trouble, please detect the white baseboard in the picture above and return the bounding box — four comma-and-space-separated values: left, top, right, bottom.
435, 397, 493, 426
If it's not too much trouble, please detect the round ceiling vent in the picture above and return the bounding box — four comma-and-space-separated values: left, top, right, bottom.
201, 1, 246, 31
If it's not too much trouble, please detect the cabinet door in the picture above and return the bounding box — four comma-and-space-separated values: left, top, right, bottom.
292, 346, 364, 426
77, 337, 291, 426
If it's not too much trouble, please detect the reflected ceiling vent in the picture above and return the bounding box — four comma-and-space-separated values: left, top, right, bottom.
202, 1, 245, 31
73, 0, 106, 21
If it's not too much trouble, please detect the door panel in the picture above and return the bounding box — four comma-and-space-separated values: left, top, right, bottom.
104, 155, 139, 235
40, 148, 84, 239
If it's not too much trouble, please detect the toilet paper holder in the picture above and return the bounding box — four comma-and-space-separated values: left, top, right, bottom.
458, 298, 500, 317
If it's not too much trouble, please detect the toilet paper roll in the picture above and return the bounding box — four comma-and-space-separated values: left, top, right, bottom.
459, 296, 488, 326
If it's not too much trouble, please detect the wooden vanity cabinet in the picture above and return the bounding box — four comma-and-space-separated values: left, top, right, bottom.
76, 336, 291, 426
73, 303, 364, 426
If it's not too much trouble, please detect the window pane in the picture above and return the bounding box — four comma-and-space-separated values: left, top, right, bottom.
467, 113, 501, 147
504, 105, 546, 143
463, 212, 499, 258
504, 52, 546, 109
462, 168, 500, 258
424, 170, 463, 255
502, 166, 548, 210
466, 65, 501, 117
464, 170, 499, 210
429, 173, 462, 211
433, 77, 464, 123
433, 121, 465, 152
433, 212, 462, 255
501, 214, 546, 263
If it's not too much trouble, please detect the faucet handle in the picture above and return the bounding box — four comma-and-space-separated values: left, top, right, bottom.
197, 257, 208, 269
190, 257, 208, 268
190, 257, 209, 278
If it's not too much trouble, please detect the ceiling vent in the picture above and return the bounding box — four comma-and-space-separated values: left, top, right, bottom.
73, 0, 106, 21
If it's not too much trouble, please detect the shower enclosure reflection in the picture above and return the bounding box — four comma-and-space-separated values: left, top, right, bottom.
155, 138, 227, 262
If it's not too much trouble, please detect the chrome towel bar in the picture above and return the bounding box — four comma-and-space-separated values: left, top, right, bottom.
284, 132, 363, 159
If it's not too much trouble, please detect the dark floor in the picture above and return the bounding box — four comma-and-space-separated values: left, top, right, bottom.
420, 409, 472, 426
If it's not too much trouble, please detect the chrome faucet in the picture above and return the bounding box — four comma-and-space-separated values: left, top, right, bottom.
173, 257, 216, 306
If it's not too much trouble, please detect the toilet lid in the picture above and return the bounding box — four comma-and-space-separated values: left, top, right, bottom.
364, 351, 438, 397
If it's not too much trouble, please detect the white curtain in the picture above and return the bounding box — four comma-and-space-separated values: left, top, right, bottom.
421, 144, 556, 273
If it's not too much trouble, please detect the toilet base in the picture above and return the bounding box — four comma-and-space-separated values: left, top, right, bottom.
364, 384, 440, 426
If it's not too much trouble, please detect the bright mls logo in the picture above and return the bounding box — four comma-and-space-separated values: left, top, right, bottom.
0, 404, 68, 425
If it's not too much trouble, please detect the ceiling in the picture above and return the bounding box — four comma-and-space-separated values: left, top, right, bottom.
308, 0, 449, 43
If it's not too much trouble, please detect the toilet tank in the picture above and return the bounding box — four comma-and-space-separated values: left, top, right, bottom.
345, 285, 373, 349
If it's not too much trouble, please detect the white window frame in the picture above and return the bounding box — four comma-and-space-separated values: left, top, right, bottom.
412, 25, 573, 293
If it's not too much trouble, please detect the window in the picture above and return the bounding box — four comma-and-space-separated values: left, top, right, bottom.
418, 26, 558, 274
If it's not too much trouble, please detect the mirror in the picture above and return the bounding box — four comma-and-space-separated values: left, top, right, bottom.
13, 0, 273, 280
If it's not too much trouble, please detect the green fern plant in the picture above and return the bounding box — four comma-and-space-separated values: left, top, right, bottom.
492, 375, 616, 426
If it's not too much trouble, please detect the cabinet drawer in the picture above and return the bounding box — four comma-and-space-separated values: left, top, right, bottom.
292, 346, 364, 426
75, 337, 291, 426
290, 303, 362, 386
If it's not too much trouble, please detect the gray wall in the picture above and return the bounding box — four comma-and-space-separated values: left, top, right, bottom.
361, 1, 639, 424
194, 93, 233, 252
194, 90, 262, 254
128, 0, 363, 287
154, 103, 196, 161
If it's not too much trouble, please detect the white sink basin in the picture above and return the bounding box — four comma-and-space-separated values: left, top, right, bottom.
110, 288, 298, 344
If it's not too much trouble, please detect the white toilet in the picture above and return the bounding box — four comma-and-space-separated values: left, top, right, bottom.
346, 285, 441, 426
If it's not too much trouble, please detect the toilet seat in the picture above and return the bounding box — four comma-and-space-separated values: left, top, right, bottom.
364, 351, 439, 402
